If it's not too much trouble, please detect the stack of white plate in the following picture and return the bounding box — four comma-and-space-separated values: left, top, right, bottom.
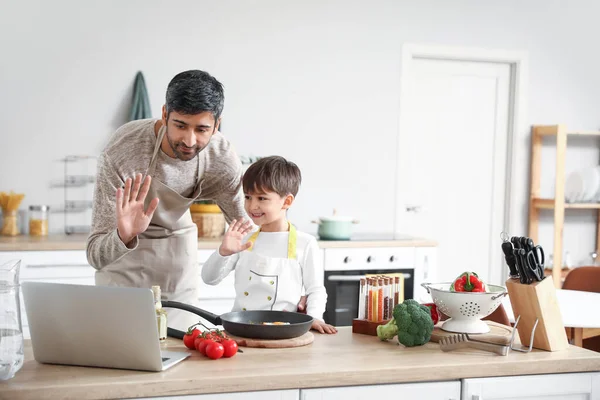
565, 166, 600, 203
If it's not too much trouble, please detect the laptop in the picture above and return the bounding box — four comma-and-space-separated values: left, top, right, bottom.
22, 282, 189, 372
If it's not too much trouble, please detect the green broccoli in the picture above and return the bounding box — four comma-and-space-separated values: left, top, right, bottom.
376, 299, 434, 347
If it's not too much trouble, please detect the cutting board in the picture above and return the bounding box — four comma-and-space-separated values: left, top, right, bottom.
226, 331, 314, 348
430, 321, 513, 345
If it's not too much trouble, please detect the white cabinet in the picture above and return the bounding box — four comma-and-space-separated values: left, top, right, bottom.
132, 389, 299, 400
0, 250, 94, 283
301, 381, 460, 400
462, 372, 600, 400
0, 250, 95, 339
0, 248, 237, 336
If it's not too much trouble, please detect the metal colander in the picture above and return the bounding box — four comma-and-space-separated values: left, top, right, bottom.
421, 282, 508, 334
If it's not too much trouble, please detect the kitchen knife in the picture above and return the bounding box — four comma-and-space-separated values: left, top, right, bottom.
501, 240, 519, 278
510, 237, 526, 283
513, 248, 527, 284
517, 248, 534, 284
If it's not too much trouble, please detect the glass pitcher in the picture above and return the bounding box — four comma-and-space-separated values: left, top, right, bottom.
0, 259, 24, 380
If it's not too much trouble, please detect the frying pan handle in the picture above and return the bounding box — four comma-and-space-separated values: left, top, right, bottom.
162, 300, 223, 339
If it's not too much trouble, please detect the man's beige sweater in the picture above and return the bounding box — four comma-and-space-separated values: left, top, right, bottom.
86, 119, 246, 269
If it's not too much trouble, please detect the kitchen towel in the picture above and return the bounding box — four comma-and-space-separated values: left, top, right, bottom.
129, 71, 152, 121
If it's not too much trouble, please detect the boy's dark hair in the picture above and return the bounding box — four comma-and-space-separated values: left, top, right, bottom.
165, 70, 224, 121
243, 156, 302, 197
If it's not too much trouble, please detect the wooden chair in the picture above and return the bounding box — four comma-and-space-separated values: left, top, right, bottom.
563, 266, 600, 293
561, 266, 600, 352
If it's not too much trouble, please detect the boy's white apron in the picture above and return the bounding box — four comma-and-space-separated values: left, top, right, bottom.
233, 224, 303, 312
95, 125, 201, 331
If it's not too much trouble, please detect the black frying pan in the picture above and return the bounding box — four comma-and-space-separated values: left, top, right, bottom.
163, 301, 313, 340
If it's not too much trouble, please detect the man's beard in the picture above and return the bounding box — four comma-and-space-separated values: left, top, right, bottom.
166, 128, 203, 161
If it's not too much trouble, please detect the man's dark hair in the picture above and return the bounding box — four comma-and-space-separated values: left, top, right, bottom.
165, 70, 224, 121
243, 156, 302, 197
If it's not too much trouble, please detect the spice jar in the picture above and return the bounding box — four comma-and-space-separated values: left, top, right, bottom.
29, 205, 49, 236
0, 192, 25, 236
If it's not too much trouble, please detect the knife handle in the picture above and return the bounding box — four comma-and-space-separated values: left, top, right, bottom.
501, 241, 518, 276
518, 236, 529, 250
525, 237, 535, 249
511, 236, 521, 249
517, 248, 533, 284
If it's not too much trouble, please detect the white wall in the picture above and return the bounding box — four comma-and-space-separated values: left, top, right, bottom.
1, 0, 599, 267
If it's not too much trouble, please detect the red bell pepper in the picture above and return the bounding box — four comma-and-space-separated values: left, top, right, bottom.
450, 272, 485, 292
422, 303, 440, 324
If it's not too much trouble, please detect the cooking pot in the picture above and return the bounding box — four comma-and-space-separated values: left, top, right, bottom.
312, 209, 359, 240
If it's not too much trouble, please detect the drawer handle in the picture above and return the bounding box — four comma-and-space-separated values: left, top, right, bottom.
343, 256, 352, 263
389, 255, 396, 262
366, 256, 375, 263
27, 264, 91, 268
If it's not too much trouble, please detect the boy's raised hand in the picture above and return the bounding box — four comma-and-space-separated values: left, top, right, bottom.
218, 219, 254, 257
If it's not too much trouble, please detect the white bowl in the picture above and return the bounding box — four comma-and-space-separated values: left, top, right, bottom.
421, 282, 508, 334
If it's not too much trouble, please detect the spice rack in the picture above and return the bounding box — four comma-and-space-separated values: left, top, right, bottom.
528, 125, 600, 287
352, 274, 403, 336
60, 155, 97, 235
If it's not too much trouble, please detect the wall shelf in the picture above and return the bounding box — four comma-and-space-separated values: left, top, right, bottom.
532, 198, 600, 210
534, 125, 600, 137
528, 125, 600, 287
61, 157, 96, 235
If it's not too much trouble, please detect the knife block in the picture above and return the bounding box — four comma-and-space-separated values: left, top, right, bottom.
506, 277, 569, 351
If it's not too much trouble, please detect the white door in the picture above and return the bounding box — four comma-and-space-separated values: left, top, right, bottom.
462, 372, 600, 400
301, 381, 461, 400
396, 57, 512, 285
133, 389, 299, 400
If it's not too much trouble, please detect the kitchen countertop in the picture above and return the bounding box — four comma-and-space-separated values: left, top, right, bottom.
0, 234, 437, 252
3, 327, 600, 400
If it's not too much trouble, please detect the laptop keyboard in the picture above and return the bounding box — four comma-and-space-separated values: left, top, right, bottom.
161, 357, 170, 362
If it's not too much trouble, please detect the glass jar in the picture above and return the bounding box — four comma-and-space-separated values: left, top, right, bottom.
0, 260, 24, 380
28, 205, 49, 236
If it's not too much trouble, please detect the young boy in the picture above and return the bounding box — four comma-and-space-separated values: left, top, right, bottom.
201, 156, 337, 334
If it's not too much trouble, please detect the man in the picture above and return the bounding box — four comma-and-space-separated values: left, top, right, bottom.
86, 70, 246, 330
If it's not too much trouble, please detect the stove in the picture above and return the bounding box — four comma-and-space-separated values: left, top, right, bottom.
319, 235, 421, 327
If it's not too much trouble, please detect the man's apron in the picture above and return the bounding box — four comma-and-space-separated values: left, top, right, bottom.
232, 223, 303, 312
96, 125, 201, 331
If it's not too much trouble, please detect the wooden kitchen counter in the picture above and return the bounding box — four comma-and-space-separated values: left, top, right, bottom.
2, 327, 599, 400
0, 234, 437, 252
